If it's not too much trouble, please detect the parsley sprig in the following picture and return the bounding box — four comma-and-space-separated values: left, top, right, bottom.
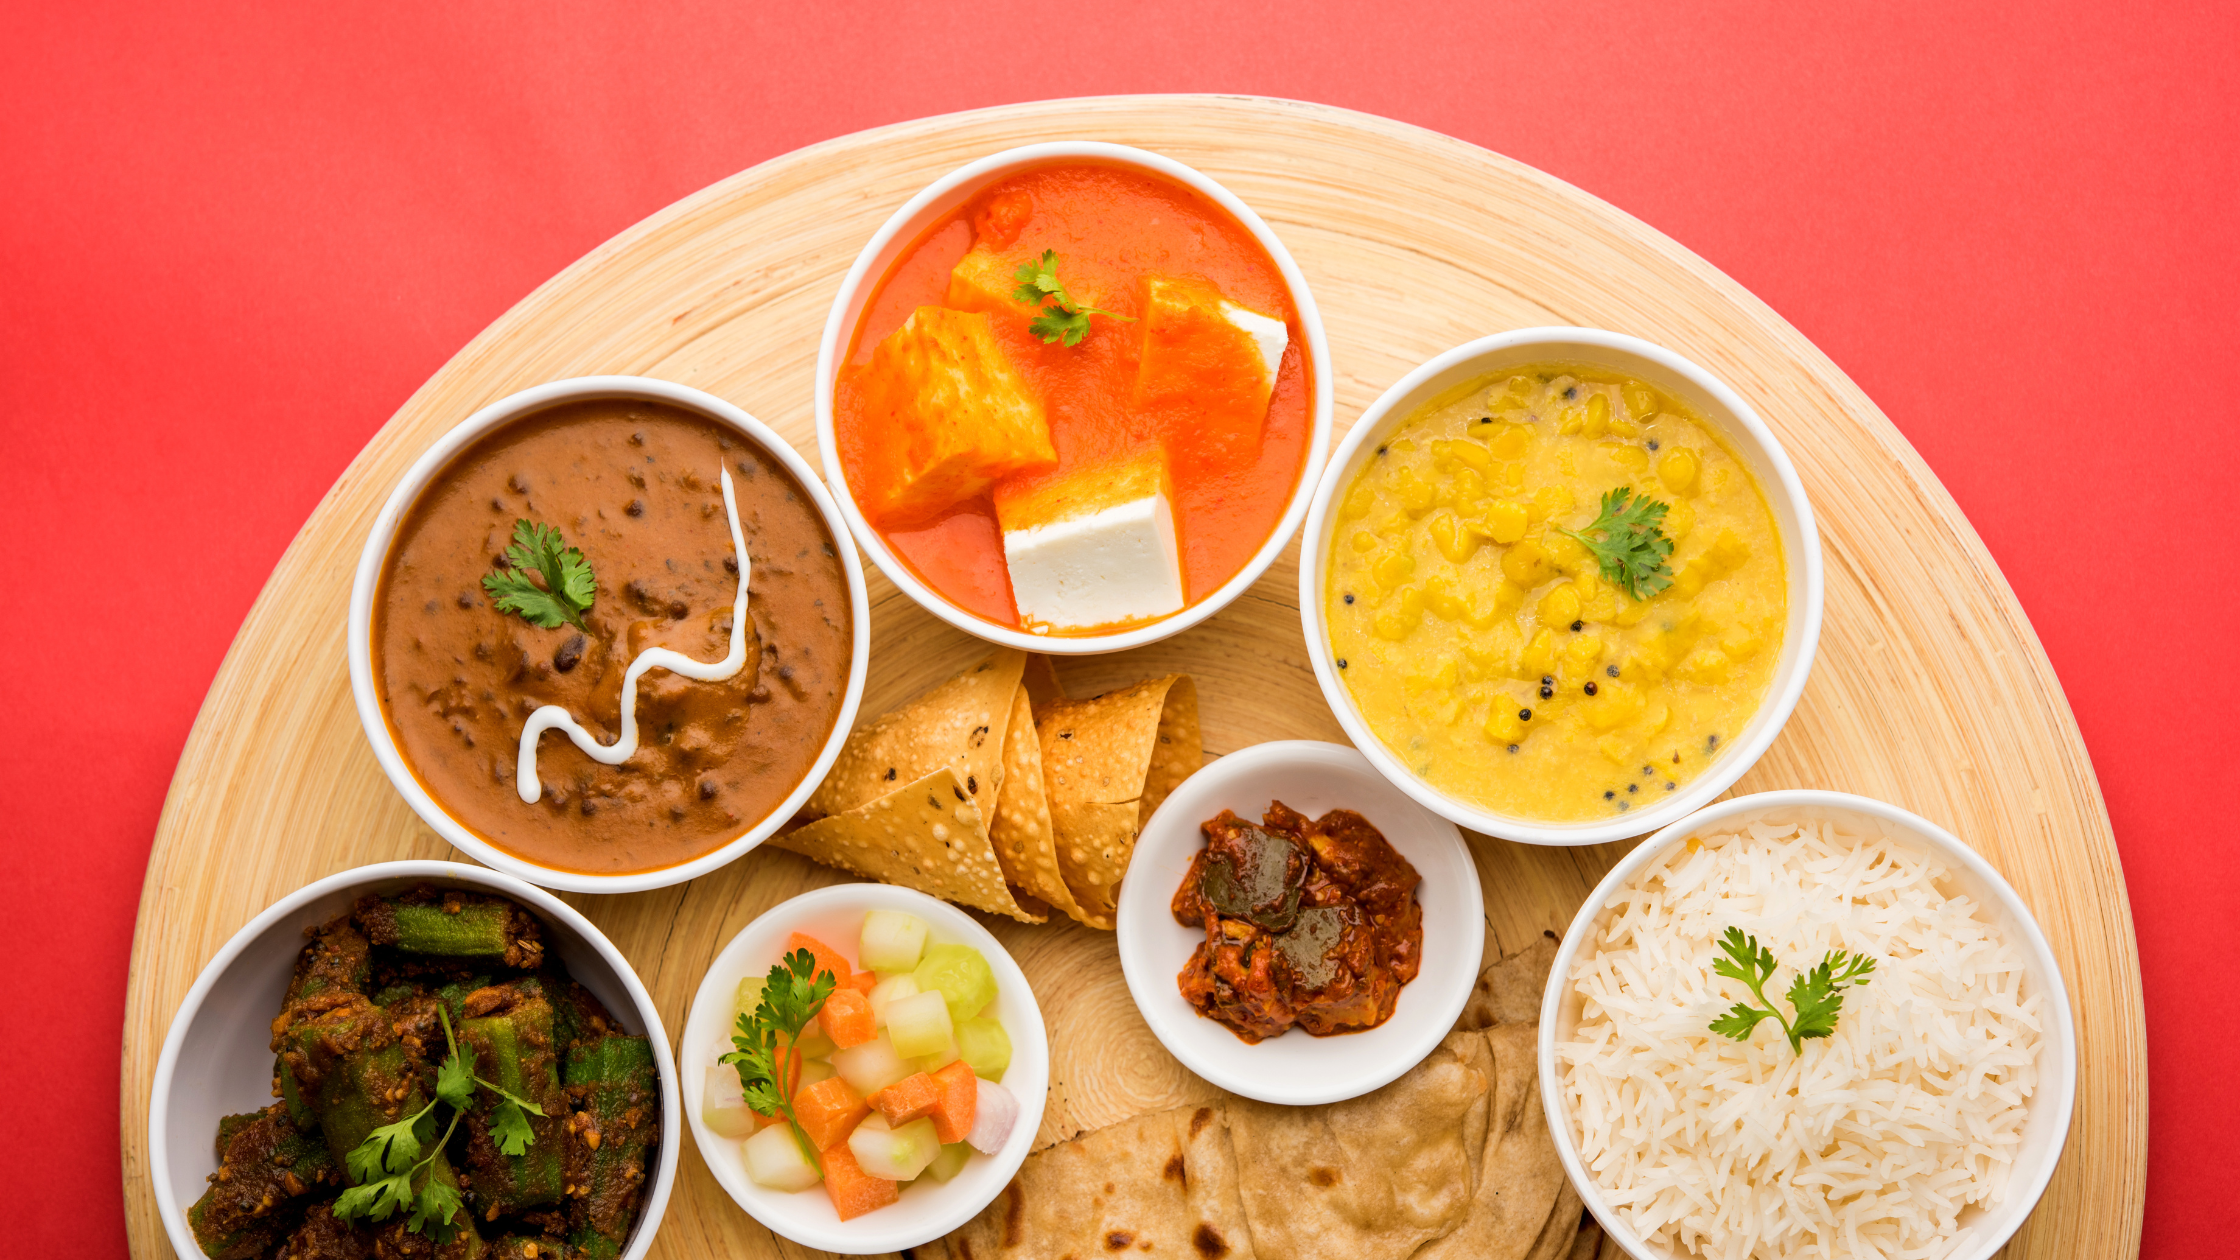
721, 948, 838, 1170
1557, 486, 1675, 599
1707, 927, 1877, 1054
1012, 249, 1135, 347
333, 1005, 548, 1240
482, 519, 596, 629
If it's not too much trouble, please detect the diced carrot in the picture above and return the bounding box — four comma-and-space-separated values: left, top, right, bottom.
821, 988, 876, 1049
785, 932, 855, 988
793, 1076, 870, 1153
927, 1060, 979, 1145
848, 970, 879, 994
870, 1071, 939, 1126
820, 1140, 899, 1221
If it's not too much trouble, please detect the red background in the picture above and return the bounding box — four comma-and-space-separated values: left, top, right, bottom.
5, 2, 2232, 1254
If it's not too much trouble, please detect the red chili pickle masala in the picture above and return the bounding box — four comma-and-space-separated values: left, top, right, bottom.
833, 164, 1314, 633
373, 399, 853, 875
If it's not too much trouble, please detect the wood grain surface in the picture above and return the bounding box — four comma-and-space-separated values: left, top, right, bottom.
119, 96, 2145, 1259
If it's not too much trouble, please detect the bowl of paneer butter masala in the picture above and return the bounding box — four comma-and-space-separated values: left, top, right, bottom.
147, 860, 681, 1260
815, 142, 1334, 652
348, 376, 871, 894
1300, 328, 1823, 846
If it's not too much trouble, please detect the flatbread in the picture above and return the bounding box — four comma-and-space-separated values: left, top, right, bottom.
1223, 1039, 1485, 1259
1414, 1025, 1572, 1260
806, 650, 1026, 820
986, 685, 1091, 925
1036, 675, 1201, 926
771, 767, 1036, 921
931, 1103, 1257, 1260
1459, 934, 1559, 1031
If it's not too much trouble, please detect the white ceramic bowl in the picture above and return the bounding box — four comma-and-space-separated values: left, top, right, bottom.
813, 141, 1334, 655
1539, 791, 2078, 1260
347, 375, 872, 894
1113, 740, 1484, 1105
679, 883, 1049, 1256
1299, 328, 1823, 845
148, 860, 682, 1260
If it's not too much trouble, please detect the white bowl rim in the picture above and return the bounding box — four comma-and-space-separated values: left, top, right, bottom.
346, 375, 873, 894
147, 858, 684, 1260
812, 140, 1335, 655
677, 881, 1050, 1255
1112, 738, 1485, 1105
1297, 326, 1825, 846
1535, 789, 2079, 1260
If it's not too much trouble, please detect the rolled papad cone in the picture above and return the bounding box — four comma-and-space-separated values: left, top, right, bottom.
1035, 674, 1202, 929
804, 649, 1026, 820
776, 650, 1042, 922
773, 767, 1037, 920
987, 684, 1094, 925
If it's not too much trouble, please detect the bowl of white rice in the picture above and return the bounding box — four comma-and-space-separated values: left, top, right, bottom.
1540, 790, 2076, 1260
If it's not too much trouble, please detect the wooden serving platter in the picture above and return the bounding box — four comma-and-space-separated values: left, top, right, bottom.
120, 97, 2146, 1259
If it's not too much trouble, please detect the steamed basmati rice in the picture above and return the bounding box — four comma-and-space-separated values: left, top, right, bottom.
1557, 818, 2042, 1260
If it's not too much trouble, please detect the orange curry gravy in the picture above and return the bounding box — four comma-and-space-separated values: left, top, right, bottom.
373, 400, 853, 874
834, 163, 1314, 629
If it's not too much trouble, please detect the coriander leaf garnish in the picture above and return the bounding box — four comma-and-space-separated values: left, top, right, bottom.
1708, 926, 1875, 1054
721, 947, 839, 1170
1557, 486, 1674, 599
334, 1003, 546, 1240
1011, 249, 1135, 347
482, 519, 596, 629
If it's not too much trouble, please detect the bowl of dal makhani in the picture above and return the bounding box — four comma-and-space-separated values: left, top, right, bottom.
1299, 328, 1821, 845
1540, 791, 2075, 1260
348, 376, 872, 894
815, 142, 1333, 653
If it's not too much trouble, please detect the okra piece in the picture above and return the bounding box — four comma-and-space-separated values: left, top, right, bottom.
274, 1172, 486, 1260
285, 912, 372, 1007
539, 970, 617, 1058
458, 994, 567, 1214
562, 1035, 659, 1251
565, 1228, 618, 1260
355, 886, 544, 969
318, 1040, 429, 1170
212, 1111, 263, 1160
188, 1107, 334, 1259
271, 994, 388, 1132
491, 1236, 571, 1260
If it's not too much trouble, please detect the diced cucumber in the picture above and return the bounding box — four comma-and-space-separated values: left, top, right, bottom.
912, 1036, 961, 1074
848, 1113, 942, 1182
868, 974, 920, 1027
830, 1029, 910, 1096
735, 976, 767, 1019
884, 990, 955, 1059
922, 1141, 972, 1182
796, 1057, 836, 1089
859, 910, 929, 974
703, 1064, 756, 1139
912, 945, 998, 1022
954, 1016, 1012, 1083
742, 1122, 822, 1192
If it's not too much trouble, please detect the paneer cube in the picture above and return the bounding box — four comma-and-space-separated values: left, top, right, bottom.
948, 245, 1114, 322
995, 451, 1186, 631
854, 307, 1055, 523
946, 248, 1041, 320
1134, 275, 1289, 455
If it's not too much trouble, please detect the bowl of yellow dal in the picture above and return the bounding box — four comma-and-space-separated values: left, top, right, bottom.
1299, 329, 1821, 845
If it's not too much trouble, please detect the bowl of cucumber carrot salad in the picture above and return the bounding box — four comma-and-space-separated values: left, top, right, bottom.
680, 883, 1049, 1255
